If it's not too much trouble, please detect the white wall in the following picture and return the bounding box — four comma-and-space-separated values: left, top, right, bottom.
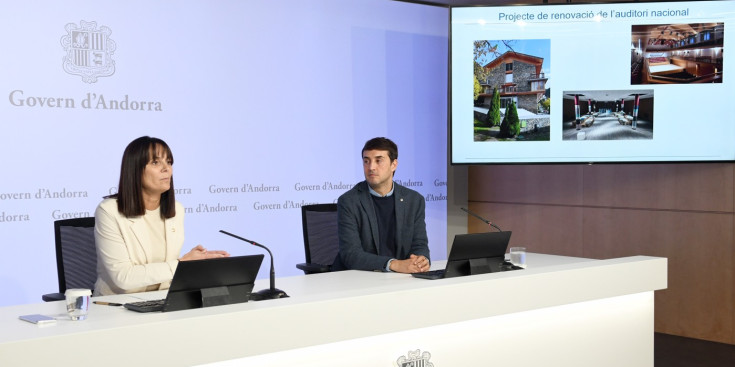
0, 0, 448, 306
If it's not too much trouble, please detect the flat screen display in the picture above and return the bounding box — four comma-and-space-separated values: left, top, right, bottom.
451, 0, 734, 164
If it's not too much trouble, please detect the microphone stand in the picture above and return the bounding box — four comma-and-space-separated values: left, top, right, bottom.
219, 230, 289, 300
460, 207, 503, 232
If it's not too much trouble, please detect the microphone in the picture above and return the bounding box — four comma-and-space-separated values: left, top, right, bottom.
460, 207, 502, 232
219, 230, 289, 300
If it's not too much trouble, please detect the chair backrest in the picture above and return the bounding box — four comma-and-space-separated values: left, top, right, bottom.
54, 217, 97, 293
301, 204, 339, 268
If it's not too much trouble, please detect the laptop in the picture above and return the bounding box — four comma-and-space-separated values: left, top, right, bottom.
124, 254, 264, 312
412, 231, 517, 280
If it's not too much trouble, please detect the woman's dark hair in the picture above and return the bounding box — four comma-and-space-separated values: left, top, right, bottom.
106, 136, 176, 219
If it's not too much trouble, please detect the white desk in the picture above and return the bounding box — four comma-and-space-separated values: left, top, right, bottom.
0, 254, 666, 367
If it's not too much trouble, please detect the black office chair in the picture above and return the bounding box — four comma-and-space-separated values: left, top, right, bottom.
42, 217, 97, 302
296, 204, 339, 274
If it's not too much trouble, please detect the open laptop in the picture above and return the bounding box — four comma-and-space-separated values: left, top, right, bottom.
412, 231, 517, 280
124, 254, 264, 312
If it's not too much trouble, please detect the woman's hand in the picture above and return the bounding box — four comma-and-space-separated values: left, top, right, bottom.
179, 244, 230, 261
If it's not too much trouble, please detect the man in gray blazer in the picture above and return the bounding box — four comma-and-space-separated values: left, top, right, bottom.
332, 137, 430, 273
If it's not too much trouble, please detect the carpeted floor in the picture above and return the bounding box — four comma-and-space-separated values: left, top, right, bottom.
655, 333, 735, 366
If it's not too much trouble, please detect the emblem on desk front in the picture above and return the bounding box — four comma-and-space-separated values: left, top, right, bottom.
396, 349, 433, 367
61, 20, 116, 83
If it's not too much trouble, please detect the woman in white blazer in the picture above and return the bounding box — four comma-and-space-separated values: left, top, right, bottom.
94, 136, 229, 296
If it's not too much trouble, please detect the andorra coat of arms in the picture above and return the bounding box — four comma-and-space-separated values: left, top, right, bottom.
61, 20, 116, 83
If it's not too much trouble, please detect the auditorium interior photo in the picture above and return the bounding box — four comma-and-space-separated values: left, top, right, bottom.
631, 23, 724, 84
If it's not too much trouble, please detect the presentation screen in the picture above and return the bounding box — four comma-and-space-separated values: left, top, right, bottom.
451, 0, 734, 164
0, 0, 448, 307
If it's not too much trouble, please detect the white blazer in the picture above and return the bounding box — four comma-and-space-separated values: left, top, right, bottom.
93, 198, 185, 296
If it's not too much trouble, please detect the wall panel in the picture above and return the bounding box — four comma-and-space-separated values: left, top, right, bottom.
584, 208, 733, 342
469, 164, 584, 205
582, 163, 733, 212
467, 163, 735, 344
468, 202, 584, 257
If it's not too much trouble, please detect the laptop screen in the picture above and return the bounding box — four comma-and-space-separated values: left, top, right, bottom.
163, 254, 264, 312
444, 231, 512, 278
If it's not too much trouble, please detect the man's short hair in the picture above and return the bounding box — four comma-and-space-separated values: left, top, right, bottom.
362, 137, 398, 161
